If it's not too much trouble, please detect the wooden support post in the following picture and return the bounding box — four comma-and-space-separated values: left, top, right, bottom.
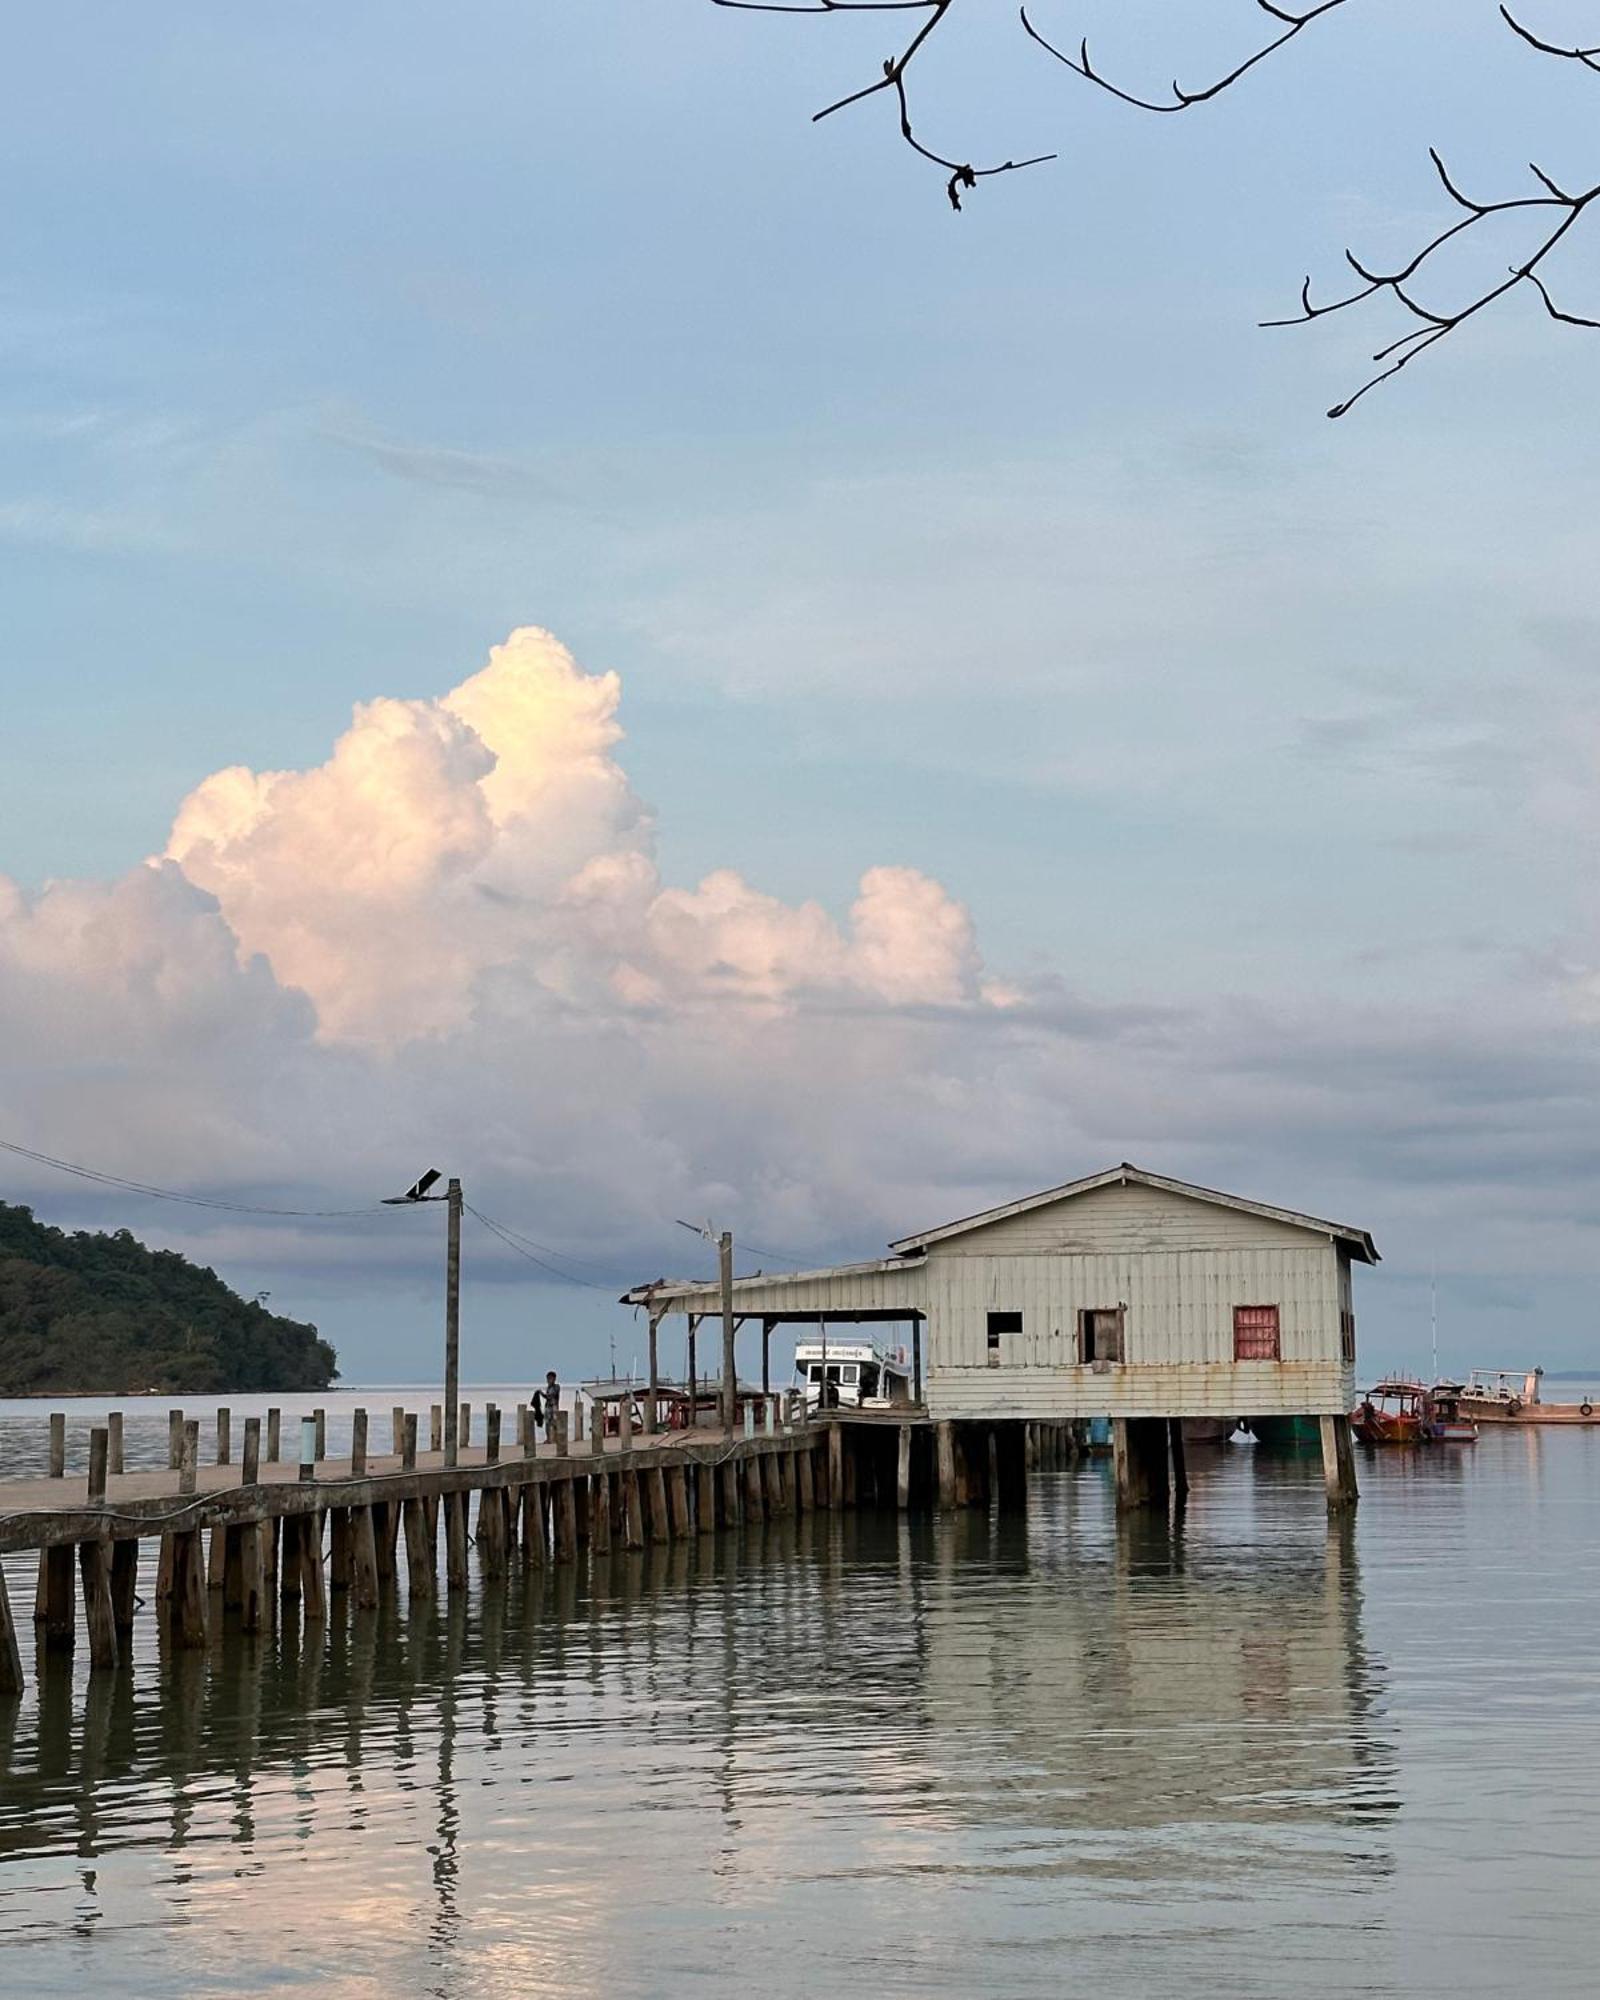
430, 1404, 443, 1454
620, 1470, 645, 1550
761, 1316, 772, 1397
179, 1419, 199, 1495
216, 1407, 231, 1465
391, 1405, 405, 1457
828, 1424, 846, 1510
996, 1423, 1028, 1511
38, 1546, 73, 1650
86, 1425, 109, 1505
351, 1505, 381, 1610
666, 1463, 692, 1537
935, 1421, 957, 1511
1168, 1419, 1189, 1505
375, 1501, 400, 1584
403, 1497, 435, 1601
795, 1441, 814, 1513
554, 1478, 579, 1562
243, 1416, 261, 1485
154, 1533, 177, 1604
1321, 1414, 1359, 1510
896, 1424, 913, 1510
79, 1540, 117, 1671
912, 1316, 923, 1406
208, 1522, 228, 1594
520, 1483, 547, 1564
266, 1407, 281, 1463
263, 1516, 279, 1591
762, 1450, 784, 1517
313, 1408, 326, 1464
48, 1412, 65, 1478
479, 1487, 508, 1575
171, 1530, 208, 1647
720, 1457, 743, 1529
646, 1465, 671, 1543
239, 1522, 265, 1634
403, 1413, 418, 1472
107, 1411, 124, 1477
279, 1514, 304, 1600
328, 1507, 351, 1592
696, 1460, 716, 1533
300, 1513, 327, 1622
587, 1474, 611, 1555
350, 1409, 368, 1477
646, 1311, 660, 1435
459, 1403, 471, 1451
168, 1407, 185, 1470
444, 1492, 470, 1587
0, 1564, 20, 1698
1112, 1418, 1170, 1512
221, 1523, 246, 1611
516, 1404, 530, 1454
617, 1395, 633, 1455
573, 1398, 585, 1444
110, 1539, 138, 1634
555, 1411, 569, 1455
486, 1405, 502, 1464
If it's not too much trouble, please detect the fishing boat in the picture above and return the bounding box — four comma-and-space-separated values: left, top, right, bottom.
1350, 1378, 1428, 1444
1424, 1380, 1479, 1442
1456, 1368, 1600, 1425
793, 1336, 914, 1413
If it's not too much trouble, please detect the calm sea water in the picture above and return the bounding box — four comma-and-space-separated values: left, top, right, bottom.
2, 1388, 1599, 1998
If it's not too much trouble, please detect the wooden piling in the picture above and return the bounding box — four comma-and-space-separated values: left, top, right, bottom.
480, 1486, 508, 1576
239, 1523, 265, 1633
350, 1409, 368, 1477
620, 1470, 645, 1550
1112, 1417, 1170, 1512
485, 1405, 501, 1465
243, 1416, 261, 1485
329, 1508, 351, 1592
587, 1474, 611, 1555
554, 1478, 579, 1562
720, 1457, 743, 1529
279, 1514, 304, 1600
645, 1465, 671, 1544
520, 1484, 547, 1566
179, 1419, 199, 1495
666, 1463, 692, 1537
86, 1425, 109, 1505
796, 1441, 815, 1513
403, 1496, 435, 1601
168, 1407, 185, 1470
1320, 1414, 1359, 1510
266, 1407, 281, 1463
48, 1412, 65, 1479
696, 1461, 716, 1533
0, 1566, 24, 1698
391, 1406, 406, 1457
403, 1413, 418, 1472
207, 1522, 228, 1593
40, 1545, 74, 1651
444, 1492, 470, 1587
216, 1407, 231, 1466
761, 1452, 783, 1517
107, 1411, 124, 1477
896, 1425, 913, 1510
110, 1539, 138, 1634
170, 1530, 208, 1647
430, 1404, 443, 1454
351, 1505, 381, 1610
79, 1539, 117, 1670
300, 1514, 327, 1621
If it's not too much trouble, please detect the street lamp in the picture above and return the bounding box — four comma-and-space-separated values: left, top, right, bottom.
385, 1168, 462, 1466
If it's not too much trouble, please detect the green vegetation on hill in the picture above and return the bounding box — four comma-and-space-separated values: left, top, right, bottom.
0, 1202, 337, 1394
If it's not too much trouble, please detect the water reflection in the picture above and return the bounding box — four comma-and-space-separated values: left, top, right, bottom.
0, 1455, 1446, 2000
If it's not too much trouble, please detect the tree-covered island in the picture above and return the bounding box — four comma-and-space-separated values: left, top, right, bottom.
0, 1202, 337, 1394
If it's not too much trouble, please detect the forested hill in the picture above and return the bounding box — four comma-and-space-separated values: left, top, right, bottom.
0, 1202, 337, 1395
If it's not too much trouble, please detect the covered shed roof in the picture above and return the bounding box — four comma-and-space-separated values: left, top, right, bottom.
889, 1163, 1380, 1264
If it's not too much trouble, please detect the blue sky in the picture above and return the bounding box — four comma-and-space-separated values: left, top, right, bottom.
4, 2, 1600, 1381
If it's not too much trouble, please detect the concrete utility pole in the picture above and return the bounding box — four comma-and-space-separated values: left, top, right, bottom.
720, 1230, 736, 1433
445, 1177, 462, 1468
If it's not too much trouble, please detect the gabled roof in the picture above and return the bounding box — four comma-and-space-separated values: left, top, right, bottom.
888, 1163, 1379, 1263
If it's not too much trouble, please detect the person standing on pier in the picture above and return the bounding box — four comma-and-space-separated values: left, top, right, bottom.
543, 1370, 561, 1440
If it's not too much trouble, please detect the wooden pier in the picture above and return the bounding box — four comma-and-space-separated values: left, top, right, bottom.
0, 1400, 1098, 1696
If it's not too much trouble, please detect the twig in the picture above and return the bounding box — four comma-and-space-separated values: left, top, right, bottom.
713, 0, 1054, 208
1019, 0, 1351, 113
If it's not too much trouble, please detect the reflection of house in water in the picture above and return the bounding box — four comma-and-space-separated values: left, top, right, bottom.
913, 1498, 1396, 1882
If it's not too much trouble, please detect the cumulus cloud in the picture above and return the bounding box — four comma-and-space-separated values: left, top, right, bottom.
6, 623, 1600, 1374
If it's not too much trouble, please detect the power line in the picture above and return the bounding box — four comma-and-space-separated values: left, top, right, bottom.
0, 1135, 392, 1219
464, 1204, 621, 1291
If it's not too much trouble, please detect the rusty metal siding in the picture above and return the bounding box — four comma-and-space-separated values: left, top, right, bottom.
933, 1179, 1323, 1257
927, 1362, 1355, 1420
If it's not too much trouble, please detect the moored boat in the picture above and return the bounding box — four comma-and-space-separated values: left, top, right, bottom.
1351, 1378, 1428, 1445
1456, 1368, 1600, 1425
1246, 1414, 1321, 1450
1425, 1380, 1479, 1442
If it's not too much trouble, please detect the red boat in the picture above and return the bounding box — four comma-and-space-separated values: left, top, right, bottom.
1351, 1378, 1427, 1444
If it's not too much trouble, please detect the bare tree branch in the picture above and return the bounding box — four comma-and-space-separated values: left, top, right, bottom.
714, 0, 1054, 208
1260, 148, 1600, 416
1019, 0, 1351, 113
720, 0, 1600, 413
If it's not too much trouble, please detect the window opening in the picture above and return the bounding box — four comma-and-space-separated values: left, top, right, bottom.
1233, 1305, 1281, 1362
1079, 1308, 1124, 1364
986, 1311, 1021, 1366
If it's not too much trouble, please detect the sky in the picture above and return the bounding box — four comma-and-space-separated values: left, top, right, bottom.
3, 1, 1600, 1383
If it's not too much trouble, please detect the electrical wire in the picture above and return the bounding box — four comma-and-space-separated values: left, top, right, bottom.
0, 1135, 392, 1219
465, 1204, 623, 1291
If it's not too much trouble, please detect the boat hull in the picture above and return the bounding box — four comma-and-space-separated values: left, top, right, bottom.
1458, 1401, 1600, 1425
1248, 1415, 1321, 1450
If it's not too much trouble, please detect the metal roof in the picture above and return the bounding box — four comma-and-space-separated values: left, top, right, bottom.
888, 1162, 1379, 1263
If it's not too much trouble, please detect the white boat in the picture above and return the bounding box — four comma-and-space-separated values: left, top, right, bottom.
793, 1336, 914, 1412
